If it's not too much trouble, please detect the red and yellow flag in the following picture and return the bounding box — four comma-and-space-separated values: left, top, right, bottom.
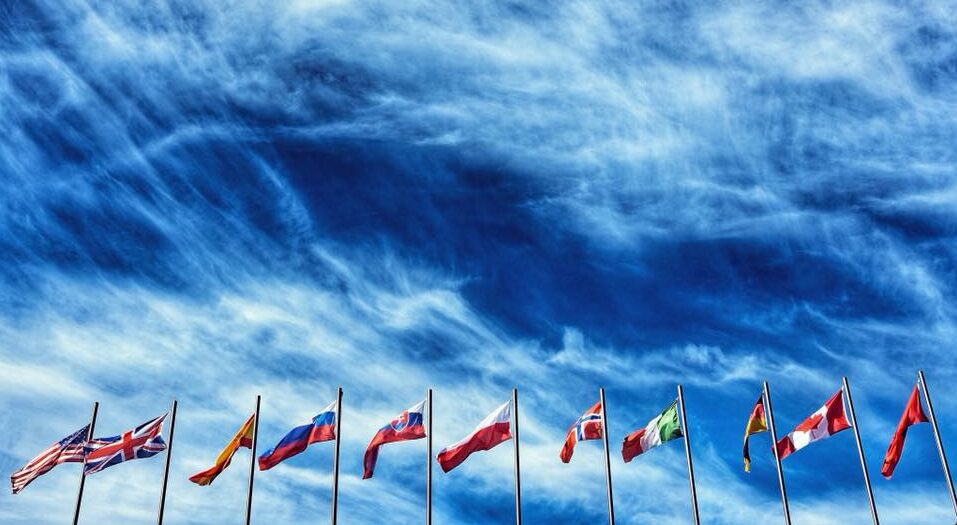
188, 413, 256, 486
743, 394, 767, 472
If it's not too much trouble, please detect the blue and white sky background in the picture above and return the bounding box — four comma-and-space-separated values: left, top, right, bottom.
2, 1, 957, 524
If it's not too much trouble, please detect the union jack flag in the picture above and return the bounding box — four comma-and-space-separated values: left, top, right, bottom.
84, 414, 167, 476
10, 425, 89, 494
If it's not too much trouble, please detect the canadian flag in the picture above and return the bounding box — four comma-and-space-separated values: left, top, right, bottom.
437, 400, 512, 473
776, 389, 851, 460
881, 385, 928, 478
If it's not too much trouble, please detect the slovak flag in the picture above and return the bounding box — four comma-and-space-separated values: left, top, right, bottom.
776, 389, 850, 460
258, 401, 337, 471
363, 400, 427, 479
560, 401, 602, 463
437, 400, 512, 473
84, 414, 168, 475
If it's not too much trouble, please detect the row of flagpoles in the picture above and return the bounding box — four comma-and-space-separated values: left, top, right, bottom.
10, 371, 957, 524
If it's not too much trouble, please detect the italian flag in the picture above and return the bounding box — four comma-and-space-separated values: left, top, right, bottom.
622, 400, 683, 462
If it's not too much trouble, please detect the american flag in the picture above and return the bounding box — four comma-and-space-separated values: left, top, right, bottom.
84, 414, 167, 476
10, 425, 89, 494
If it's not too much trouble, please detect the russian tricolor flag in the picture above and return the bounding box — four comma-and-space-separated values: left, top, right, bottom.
258, 401, 337, 471
362, 400, 426, 479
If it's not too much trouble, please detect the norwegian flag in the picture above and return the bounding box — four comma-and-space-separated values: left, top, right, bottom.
10, 425, 89, 494
560, 401, 603, 463
84, 414, 168, 476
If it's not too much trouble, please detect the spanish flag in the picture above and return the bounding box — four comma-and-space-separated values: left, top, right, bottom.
742, 394, 767, 472
189, 414, 256, 486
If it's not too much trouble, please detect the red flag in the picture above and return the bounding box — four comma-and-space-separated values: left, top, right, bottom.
881, 385, 929, 478
776, 389, 850, 460
560, 401, 602, 463
437, 401, 511, 473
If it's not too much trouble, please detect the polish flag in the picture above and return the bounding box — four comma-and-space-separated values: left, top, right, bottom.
881, 385, 928, 478
776, 389, 851, 460
437, 400, 512, 473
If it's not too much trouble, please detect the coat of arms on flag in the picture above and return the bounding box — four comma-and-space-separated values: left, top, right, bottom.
84, 414, 168, 475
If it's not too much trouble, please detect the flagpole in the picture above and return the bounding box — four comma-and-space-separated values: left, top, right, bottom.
71, 401, 99, 525
842, 377, 880, 525
676, 385, 701, 525
597, 388, 616, 525
511, 388, 522, 525
918, 370, 957, 517
156, 400, 178, 525
426, 388, 433, 525
331, 387, 343, 525
245, 395, 261, 525
763, 382, 792, 525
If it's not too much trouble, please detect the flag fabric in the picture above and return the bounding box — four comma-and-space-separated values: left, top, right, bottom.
258, 401, 337, 471
10, 425, 89, 494
881, 385, 929, 479
776, 389, 850, 460
560, 401, 602, 463
84, 414, 167, 476
437, 400, 512, 473
622, 400, 683, 462
363, 400, 427, 479
742, 394, 768, 472
189, 413, 256, 486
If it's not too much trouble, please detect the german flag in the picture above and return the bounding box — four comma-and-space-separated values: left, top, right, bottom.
189, 413, 256, 486
742, 394, 768, 473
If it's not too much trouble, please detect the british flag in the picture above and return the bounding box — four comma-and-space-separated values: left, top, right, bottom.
10, 425, 89, 494
84, 414, 167, 476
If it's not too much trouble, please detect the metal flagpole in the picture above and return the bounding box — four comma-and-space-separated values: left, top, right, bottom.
426, 388, 433, 525
71, 401, 99, 525
763, 382, 792, 525
676, 385, 701, 525
512, 388, 523, 525
156, 400, 178, 525
331, 387, 343, 525
598, 388, 616, 525
245, 395, 261, 525
918, 370, 957, 517
842, 377, 880, 525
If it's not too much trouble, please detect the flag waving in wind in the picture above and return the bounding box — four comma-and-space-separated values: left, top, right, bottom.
189, 413, 255, 486
259, 401, 337, 471
84, 414, 167, 476
437, 400, 511, 473
776, 389, 850, 460
10, 425, 89, 494
560, 401, 602, 463
622, 400, 683, 462
363, 400, 427, 479
881, 385, 928, 478
742, 394, 768, 472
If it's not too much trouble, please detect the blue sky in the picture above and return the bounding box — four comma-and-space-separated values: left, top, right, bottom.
1, 0, 956, 523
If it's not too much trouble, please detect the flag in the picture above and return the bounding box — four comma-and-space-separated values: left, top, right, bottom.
437, 400, 511, 473
742, 394, 768, 472
10, 425, 89, 494
881, 385, 929, 478
258, 401, 337, 471
776, 389, 850, 460
189, 413, 256, 486
560, 401, 602, 463
622, 400, 683, 462
84, 414, 167, 476
363, 400, 427, 479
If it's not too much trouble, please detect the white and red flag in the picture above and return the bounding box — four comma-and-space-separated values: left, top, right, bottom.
881, 385, 928, 478
560, 401, 602, 463
437, 400, 511, 473
776, 389, 850, 460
